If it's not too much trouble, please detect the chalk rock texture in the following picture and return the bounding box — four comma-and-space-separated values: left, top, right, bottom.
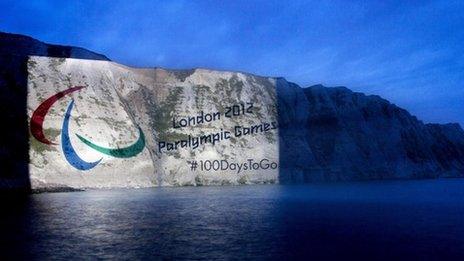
27, 56, 279, 189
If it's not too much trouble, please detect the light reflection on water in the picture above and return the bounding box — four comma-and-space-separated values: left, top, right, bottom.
2, 179, 464, 259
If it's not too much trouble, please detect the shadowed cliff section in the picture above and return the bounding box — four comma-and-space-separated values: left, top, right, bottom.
0, 55, 30, 192
277, 82, 464, 182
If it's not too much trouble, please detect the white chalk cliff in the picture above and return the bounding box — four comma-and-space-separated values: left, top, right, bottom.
0, 32, 463, 191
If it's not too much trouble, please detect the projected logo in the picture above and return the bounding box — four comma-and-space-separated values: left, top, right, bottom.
30, 86, 145, 171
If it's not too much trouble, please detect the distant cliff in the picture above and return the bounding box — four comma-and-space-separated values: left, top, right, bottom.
0, 32, 463, 191
276, 82, 464, 182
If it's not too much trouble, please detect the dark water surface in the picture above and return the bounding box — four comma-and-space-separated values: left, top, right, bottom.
2, 179, 464, 260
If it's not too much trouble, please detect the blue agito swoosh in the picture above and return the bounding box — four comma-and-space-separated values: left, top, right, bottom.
61, 100, 102, 170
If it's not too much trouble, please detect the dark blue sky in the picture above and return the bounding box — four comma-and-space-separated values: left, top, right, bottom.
1, 0, 463, 125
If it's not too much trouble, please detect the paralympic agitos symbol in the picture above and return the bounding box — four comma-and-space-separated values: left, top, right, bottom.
30, 86, 145, 171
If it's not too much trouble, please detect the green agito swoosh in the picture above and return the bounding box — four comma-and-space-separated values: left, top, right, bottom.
75, 127, 146, 158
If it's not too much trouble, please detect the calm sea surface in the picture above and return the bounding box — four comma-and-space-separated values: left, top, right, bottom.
2, 179, 464, 260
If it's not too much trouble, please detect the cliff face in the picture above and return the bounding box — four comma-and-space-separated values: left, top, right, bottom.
0, 32, 108, 191
0, 32, 463, 190
277, 83, 464, 182
27, 57, 279, 189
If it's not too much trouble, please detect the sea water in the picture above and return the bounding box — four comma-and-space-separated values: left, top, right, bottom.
1, 179, 464, 259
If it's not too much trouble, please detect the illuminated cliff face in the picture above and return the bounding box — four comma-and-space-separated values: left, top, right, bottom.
23, 56, 464, 190
27, 56, 280, 189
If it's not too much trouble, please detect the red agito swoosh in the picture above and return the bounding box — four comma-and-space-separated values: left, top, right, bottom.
30, 86, 86, 145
